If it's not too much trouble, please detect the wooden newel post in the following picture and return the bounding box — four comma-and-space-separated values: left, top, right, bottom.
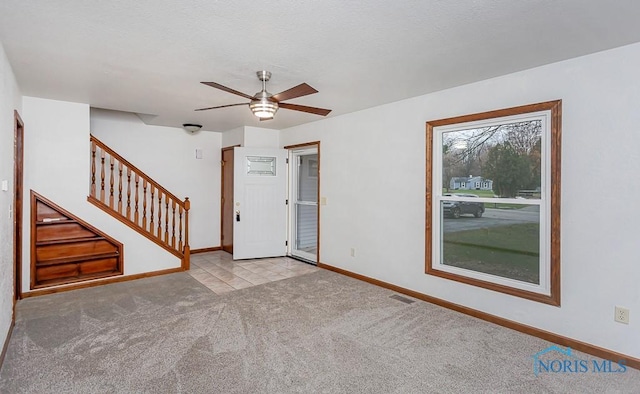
182, 197, 190, 270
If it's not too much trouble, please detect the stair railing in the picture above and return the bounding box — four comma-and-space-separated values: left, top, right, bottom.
88, 135, 190, 269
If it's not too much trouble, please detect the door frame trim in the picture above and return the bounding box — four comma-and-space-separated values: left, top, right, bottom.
285, 141, 321, 264
220, 145, 240, 254
13, 110, 24, 312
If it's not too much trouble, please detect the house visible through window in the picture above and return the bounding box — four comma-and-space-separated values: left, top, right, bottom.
426, 100, 561, 305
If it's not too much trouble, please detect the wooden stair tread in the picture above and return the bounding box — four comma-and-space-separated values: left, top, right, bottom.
36, 251, 120, 267
36, 236, 106, 246
36, 219, 78, 225
34, 271, 121, 288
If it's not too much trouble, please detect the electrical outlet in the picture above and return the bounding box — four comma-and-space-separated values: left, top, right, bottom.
615, 306, 630, 324
350, 248, 356, 257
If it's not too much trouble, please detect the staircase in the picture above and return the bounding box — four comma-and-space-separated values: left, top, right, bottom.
32, 191, 124, 288
87, 135, 191, 269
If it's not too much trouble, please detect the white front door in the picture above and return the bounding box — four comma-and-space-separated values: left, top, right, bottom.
233, 147, 288, 260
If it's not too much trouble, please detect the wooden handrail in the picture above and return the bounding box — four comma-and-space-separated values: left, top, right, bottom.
90, 135, 185, 206
88, 135, 190, 269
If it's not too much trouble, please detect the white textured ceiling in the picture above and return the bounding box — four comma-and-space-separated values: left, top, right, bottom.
2, 1, 640, 132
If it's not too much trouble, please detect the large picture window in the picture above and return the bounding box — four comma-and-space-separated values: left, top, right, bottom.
426, 100, 561, 305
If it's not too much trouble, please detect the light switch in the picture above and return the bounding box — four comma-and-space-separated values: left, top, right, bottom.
320, 197, 327, 206
1, 180, 8, 191
195, 149, 203, 159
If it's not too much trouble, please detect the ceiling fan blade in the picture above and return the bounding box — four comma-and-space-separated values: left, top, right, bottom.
271, 83, 318, 102
195, 103, 248, 111
200, 82, 255, 100
279, 102, 332, 116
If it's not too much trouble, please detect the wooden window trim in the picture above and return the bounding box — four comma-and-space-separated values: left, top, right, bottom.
425, 100, 562, 306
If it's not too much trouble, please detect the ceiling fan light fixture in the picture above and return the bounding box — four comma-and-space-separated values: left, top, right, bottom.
249, 94, 278, 119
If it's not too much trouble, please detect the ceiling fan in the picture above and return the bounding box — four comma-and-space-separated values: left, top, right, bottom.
196, 71, 332, 120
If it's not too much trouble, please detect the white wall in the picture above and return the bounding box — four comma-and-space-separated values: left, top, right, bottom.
220, 126, 280, 148
0, 41, 22, 349
21, 98, 181, 293
222, 126, 244, 148
90, 109, 222, 249
280, 42, 640, 359
243, 126, 280, 148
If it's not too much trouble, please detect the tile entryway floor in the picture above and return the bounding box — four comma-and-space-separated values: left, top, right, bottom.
188, 251, 319, 294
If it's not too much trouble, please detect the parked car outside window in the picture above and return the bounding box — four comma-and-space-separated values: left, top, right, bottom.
442, 193, 484, 218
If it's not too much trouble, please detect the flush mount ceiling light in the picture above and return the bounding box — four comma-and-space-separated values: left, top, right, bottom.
182, 123, 203, 134
196, 70, 332, 120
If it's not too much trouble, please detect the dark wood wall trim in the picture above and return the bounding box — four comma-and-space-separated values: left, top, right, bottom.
318, 262, 640, 371
0, 321, 15, 371
191, 246, 222, 254
21, 267, 183, 298
13, 110, 24, 314
284, 141, 321, 150
220, 145, 238, 254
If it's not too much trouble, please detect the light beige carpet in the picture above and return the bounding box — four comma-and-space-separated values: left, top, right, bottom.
1, 270, 638, 393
